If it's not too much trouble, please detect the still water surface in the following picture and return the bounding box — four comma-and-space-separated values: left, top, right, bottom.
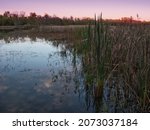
0, 35, 129, 112
0, 37, 91, 112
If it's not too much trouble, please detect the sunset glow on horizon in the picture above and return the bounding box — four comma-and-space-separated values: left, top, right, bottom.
0, 0, 149, 21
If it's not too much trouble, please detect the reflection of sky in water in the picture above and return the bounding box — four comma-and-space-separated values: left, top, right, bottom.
0, 38, 89, 112
0, 38, 67, 74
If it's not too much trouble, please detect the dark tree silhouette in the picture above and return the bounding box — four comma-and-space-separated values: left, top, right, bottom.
0, 11, 148, 26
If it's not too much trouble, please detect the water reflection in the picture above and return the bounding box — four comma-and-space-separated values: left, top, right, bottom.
0, 30, 141, 112
0, 35, 88, 112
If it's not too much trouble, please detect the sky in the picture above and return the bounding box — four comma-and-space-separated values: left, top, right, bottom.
0, 0, 149, 21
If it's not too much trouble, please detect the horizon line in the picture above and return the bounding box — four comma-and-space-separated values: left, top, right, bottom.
0, 11, 150, 22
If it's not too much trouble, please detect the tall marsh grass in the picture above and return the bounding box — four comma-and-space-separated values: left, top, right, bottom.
76, 15, 150, 112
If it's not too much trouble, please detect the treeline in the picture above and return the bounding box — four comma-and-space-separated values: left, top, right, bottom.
0, 11, 94, 26
0, 11, 149, 26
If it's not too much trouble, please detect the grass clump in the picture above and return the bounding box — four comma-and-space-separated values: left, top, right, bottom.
76, 14, 150, 112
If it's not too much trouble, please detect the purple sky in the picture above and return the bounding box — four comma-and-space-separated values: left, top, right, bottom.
0, 0, 149, 20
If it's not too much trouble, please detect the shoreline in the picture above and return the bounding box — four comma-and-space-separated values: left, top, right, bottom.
0, 25, 87, 32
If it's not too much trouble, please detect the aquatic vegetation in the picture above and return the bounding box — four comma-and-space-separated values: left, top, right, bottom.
75, 14, 150, 112
0, 21, 149, 112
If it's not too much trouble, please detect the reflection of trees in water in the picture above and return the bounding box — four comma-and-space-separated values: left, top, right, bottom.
0, 29, 76, 45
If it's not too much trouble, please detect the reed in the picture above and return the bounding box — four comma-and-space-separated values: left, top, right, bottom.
77, 14, 150, 112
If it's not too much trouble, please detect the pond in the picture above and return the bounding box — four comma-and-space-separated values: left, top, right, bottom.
0, 35, 91, 112
0, 31, 140, 112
